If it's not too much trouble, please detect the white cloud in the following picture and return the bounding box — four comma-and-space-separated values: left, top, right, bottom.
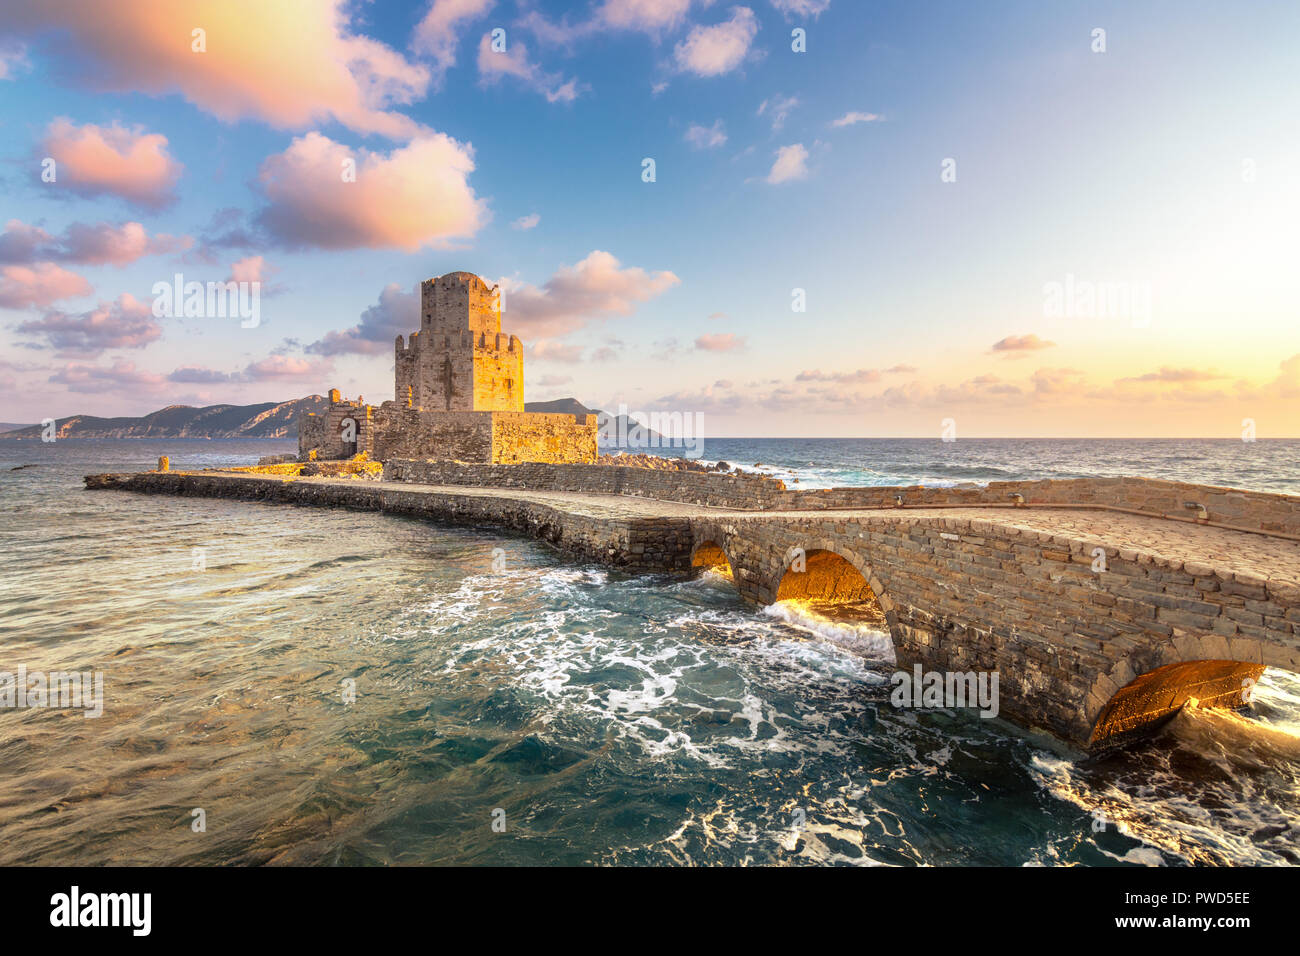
673, 7, 758, 77
758, 94, 799, 130
684, 120, 727, 149
0, 42, 28, 79
511, 213, 541, 230
831, 110, 882, 127
476, 33, 582, 102
413, 0, 496, 87
770, 0, 832, 18
765, 143, 809, 183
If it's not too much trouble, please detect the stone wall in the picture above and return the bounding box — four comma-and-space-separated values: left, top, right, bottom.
298, 409, 326, 459
382, 459, 1300, 537
490, 413, 598, 465
472, 335, 523, 412
304, 408, 596, 464
86, 470, 689, 574
385, 457, 787, 506
370, 406, 493, 462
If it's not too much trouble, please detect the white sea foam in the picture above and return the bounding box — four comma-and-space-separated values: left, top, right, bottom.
763, 601, 896, 661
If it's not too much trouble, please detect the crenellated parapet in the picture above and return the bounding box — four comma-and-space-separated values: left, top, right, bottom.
303, 269, 590, 462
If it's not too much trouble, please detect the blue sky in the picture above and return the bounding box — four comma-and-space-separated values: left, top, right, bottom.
1, 0, 1297, 436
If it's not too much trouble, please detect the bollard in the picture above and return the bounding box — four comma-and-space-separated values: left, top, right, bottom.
157, 456, 169, 472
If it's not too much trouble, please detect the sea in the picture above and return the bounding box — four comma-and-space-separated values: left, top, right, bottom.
0, 437, 1297, 866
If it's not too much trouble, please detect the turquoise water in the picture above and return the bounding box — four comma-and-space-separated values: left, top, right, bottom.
0, 438, 1297, 866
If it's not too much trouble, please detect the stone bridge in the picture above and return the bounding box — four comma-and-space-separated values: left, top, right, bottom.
688, 506, 1300, 750
87, 467, 1300, 752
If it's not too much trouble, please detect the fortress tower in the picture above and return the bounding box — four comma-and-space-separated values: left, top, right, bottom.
300, 270, 595, 465
395, 272, 523, 412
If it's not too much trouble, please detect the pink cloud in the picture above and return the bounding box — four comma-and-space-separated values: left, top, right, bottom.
695, 332, 745, 352
796, 368, 881, 383
1119, 366, 1226, 384
0, 219, 190, 266
49, 359, 167, 394
17, 293, 160, 355
7, 1, 430, 139
40, 119, 182, 208
242, 354, 331, 382
56, 221, 190, 266
503, 251, 679, 339
991, 333, 1056, 355
529, 341, 585, 363
0, 262, 91, 308
256, 132, 486, 250
228, 256, 265, 284
0, 220, 52, 263
673, 7, 759, 78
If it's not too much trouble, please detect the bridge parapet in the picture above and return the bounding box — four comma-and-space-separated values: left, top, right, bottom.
388, 459, 1300, 538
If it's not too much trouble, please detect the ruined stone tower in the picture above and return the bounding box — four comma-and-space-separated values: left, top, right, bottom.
394, 272, 523, 413
301, 270, 595, 465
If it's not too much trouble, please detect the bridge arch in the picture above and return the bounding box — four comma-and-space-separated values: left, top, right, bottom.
1084, 633, 1288, 748
773, 544, 894, 614
770, 543, 898, 642
690, 538, 735, 580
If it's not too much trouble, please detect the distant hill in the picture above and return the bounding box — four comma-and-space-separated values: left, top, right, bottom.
524, 398, 597, 418
0, 396, 329, 440
525, 398, 667, 447
0, 423, 28, 434
2, 394, 669, 444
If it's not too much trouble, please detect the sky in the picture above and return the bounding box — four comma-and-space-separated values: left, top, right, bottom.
0, 0, 1297, 437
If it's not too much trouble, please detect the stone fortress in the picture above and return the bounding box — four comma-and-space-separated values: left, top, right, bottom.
298, 271, 596, 464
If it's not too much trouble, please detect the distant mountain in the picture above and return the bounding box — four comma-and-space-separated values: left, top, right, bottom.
2, 394, 669, 444
0, 396, 329, 440
0, 423, 29, 434
524, 398, 597, 418
524, 398, 667, 447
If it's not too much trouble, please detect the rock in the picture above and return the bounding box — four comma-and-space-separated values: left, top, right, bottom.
257, 454, 298, 466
